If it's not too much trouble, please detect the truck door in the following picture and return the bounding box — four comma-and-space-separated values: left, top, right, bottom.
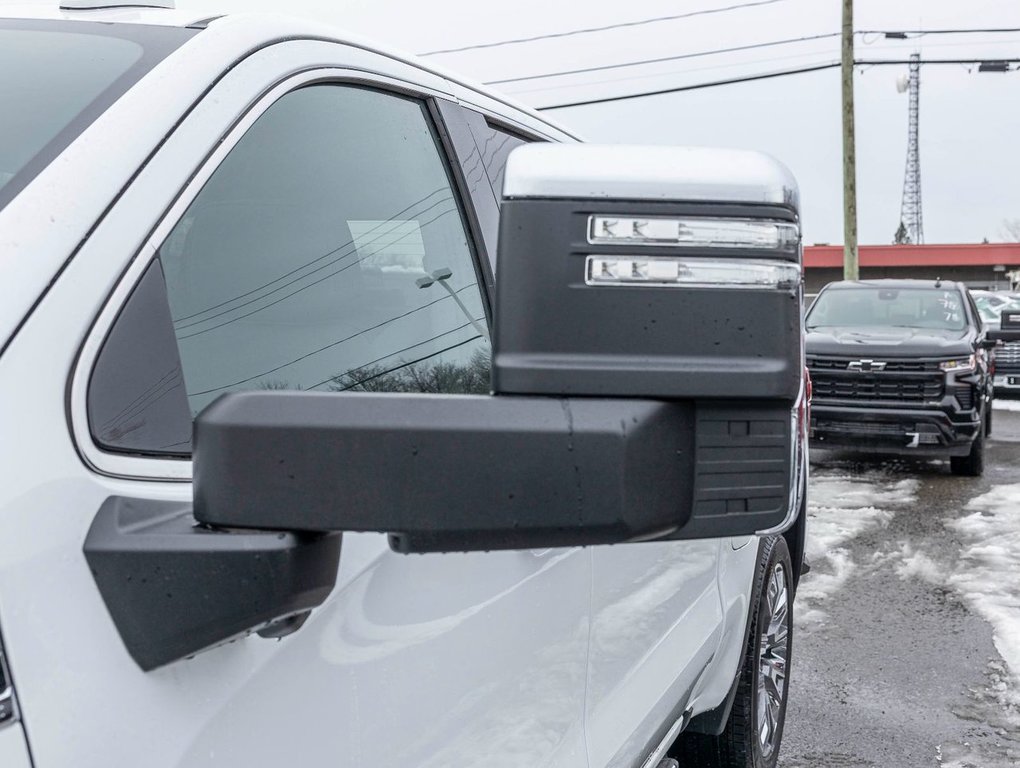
0, 41, 589, 767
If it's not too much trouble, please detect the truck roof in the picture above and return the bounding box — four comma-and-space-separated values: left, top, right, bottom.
823, 278, 967, 291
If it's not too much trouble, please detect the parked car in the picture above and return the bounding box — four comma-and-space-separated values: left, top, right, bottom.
806, 279, 994, 475
0, 3, 808, 767
988, 302, 1020, 394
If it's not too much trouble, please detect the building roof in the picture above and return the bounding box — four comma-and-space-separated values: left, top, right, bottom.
805, 243, 1020, 268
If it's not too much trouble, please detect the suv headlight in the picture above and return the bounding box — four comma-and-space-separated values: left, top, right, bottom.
939, 355, 976, 373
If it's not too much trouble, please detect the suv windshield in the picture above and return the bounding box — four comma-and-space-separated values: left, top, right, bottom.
0, 19, 195, 212
807, 286, 968, 331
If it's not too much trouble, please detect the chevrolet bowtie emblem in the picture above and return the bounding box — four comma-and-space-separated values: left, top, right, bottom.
847, 359, 887, 372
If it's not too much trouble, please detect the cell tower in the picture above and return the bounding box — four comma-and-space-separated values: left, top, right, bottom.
898, 53, 923, 244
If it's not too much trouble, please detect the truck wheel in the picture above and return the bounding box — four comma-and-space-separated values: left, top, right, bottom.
951, 429, 985, 477
673, 537, 793, 767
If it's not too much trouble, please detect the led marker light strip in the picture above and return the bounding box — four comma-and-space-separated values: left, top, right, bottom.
585, 255, 801, 289
588, 215, 800, 253
586, 214, 801, 289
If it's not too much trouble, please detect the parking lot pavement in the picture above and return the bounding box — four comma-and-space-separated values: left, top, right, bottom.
782, 399, 1020, 768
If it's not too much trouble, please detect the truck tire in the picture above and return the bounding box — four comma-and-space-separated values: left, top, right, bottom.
951, 428, 985, 477
673, 536, 793, 767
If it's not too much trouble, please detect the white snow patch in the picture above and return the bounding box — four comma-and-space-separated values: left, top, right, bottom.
797, 473, 917, 628
993, 398, 1020, 412
943, 483, 1020, 718
794, 549, 855, 626
894, 541, 945, 586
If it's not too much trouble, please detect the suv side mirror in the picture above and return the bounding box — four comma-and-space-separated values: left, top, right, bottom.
193, 144, 806, 551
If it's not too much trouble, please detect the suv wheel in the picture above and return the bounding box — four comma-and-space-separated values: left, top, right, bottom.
673, 537, 793, 767
951, 427, 985, 477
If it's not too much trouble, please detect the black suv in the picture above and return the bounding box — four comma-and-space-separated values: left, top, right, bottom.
805, 279, 995, 475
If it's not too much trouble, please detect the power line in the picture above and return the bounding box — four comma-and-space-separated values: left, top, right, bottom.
171, 186, 449, 324
418, 0, 790, 56
485, 32, 840, 86
537, 62, 841, 110
537, 57, 1020, 110
860, 27, 1020, 37
99, 365, 179, 430
101, 375, 185, 439
513, 47, 835, 98
305, 324, 483, 392
187, 283, 478, 395
328, 332, 486, 392
858, 58, 1020, 66
176, 205, 458, 339
488, 29, 1020, 87
424, 18, 1020, 60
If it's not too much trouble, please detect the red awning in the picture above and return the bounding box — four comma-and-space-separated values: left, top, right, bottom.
805, 243, 1020, 268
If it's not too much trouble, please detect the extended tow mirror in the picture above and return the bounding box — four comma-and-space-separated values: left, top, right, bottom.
988, 308, 1020, 342
194, 145, 805, 552
93, 144, 808, 670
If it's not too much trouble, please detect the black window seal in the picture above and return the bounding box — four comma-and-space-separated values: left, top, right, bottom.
428, 97, 497, 320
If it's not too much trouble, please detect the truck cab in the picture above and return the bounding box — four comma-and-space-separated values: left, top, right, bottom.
0, 4, 807, 767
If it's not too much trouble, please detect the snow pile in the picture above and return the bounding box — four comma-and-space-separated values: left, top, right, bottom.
945, 483, 1020, 716
797, 473, 917, 626
993, 398, 1020, 412
894, 541, 944, 585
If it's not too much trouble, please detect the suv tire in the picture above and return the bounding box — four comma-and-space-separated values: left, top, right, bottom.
951, 427, 985, 477
673, 536, 793, 767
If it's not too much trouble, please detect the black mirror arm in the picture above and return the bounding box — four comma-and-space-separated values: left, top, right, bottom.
192, 391, 796, 552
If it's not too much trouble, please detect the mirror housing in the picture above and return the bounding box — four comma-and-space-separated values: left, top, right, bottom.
988, 307, 1020, 342
494, 144, 802, 399
194, 144, 806, 552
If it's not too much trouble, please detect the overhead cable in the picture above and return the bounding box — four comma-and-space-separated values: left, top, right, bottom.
485, 32, 840, 85
536, 62, 841, 110
418, 0, 790, 56
537, 57, 1020, 110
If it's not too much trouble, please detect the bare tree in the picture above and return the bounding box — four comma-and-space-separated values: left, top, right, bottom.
329, 348, 491, 395
1000, 218, 1020, 241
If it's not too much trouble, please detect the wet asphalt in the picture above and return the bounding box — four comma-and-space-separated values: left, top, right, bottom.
781, 400, 1020, 768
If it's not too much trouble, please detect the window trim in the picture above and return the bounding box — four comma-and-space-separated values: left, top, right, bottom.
430, 99, 498, 308
70, 68, 492, 482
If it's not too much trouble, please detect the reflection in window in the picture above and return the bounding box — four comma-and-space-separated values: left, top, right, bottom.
157, 85, 491, 418
463, 119, 528, 203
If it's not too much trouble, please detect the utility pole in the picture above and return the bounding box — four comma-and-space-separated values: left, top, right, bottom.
841, 0, 859, 280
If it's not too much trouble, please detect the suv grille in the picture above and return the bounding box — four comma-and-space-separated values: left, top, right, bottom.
807, 358, 939, 373
997, 341, 1020, 374
807, 356, 944, 403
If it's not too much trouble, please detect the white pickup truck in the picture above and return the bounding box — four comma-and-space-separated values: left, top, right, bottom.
0, 3, 808, 767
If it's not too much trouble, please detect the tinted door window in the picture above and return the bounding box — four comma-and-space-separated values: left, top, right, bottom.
89, 84, 490, 455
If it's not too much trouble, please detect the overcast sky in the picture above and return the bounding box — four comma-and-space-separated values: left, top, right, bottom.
75, 1, 1020, 244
